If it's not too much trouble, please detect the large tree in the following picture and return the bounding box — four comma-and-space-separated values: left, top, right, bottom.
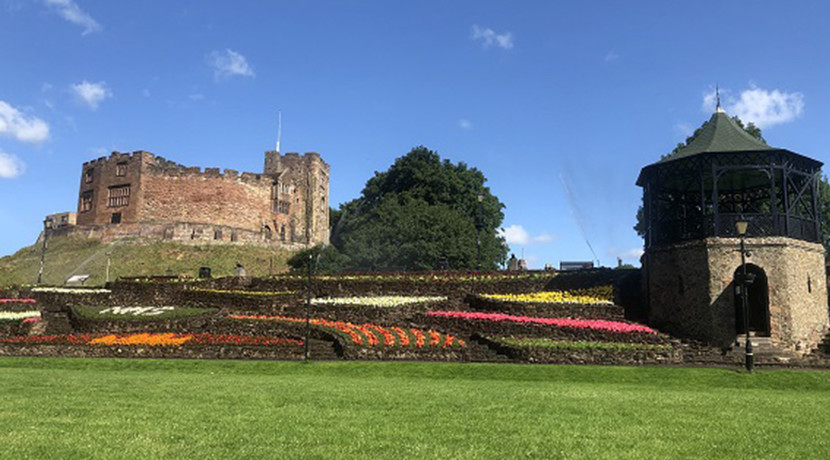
290, 146, 509, 272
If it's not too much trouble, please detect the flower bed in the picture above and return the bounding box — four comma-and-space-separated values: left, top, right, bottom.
72, 305, 218, 321
31, 287, 111, 294
428, 311, 655, 334
0, 298, 36, 304
421, 311, 667, 345
0, 332, 303, 347
465, 294, 623, 320
481, 286, 613, 304
478, 335, 680, 365
311, 295, 447, 307
0, 311, 41, 321
495, 336, 670, 351
231, 314, 465, 349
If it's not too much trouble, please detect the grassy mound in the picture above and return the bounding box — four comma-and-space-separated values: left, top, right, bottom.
0, 235, 294, 286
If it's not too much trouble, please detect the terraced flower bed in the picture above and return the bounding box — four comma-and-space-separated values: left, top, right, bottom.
479, 335, 679, 365
72, 305, 218, 321
422, 310, 667, 345
482, 286, 614, 304
230, 314, 466, 360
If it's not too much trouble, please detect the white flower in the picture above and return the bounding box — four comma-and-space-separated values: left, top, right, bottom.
31, 287, 111, 294
311, 296, 447, 307
99, 306, 175, 316
0, 311, 41, 320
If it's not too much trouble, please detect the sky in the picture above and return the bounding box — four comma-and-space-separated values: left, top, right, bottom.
2, 1, 830, 268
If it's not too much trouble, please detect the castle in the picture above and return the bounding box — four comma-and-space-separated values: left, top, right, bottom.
46, 149, 330, 248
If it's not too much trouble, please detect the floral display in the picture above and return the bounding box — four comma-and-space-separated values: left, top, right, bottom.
0, 333, 302, 347
271, 272, 556, 283
311, 295, 447, 307
98, 306, 176, 316
427, 311, 656, 334
482, 286, 614, 304
72, 305, 216, 320
30, 287, 111, 294
0, 311, 41, 321
187, 288, 296, 296
230, 314, 465, 349
496, 337, 670, 351
0, 298, 36, 304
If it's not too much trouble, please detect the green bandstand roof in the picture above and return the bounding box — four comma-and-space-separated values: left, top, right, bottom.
661, 108, 775, 162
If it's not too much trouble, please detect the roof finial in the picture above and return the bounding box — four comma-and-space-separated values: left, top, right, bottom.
715, 85, 725, 113
275, 110, 282, 153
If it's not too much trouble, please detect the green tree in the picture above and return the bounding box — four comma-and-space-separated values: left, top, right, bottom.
309, 146, 508, 272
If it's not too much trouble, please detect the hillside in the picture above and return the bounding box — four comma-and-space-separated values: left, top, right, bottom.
0, 235, 294, 286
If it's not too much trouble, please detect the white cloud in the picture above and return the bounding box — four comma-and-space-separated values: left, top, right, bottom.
44, 0, 101, 35
142, 88, 151, 98
0, 151, 25, 179
701, 85, 804, 128
188, 93, 205, 101
71, 80, 112, 110
458, 119, 472, 130
498, 225, 555, 245
209, 49, 255, 80
471, 25, 514, 50
0, 101, 50, 143
604, 51, 619, 62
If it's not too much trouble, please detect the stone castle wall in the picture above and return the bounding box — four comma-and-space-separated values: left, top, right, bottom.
73, 149, 329, 247
646, 236, 829, 353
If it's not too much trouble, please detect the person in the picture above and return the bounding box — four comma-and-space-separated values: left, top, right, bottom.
507, 254, 519, 271
234, 263, 246, 277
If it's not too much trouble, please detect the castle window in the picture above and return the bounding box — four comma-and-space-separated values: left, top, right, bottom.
84, 168, 94, 184
231, 232, 238, 242
277, 200, 291, 214
107, 185, 131, 207
214, 230, 223, 240
280, 225, 286, 241
264, 225, 273, 240
81, 191, 94, 212
808, 274, 812, 293
115, 162, 127, 177
111, 212, 121, 224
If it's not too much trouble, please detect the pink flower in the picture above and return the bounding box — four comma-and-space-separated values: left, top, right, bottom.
427, 311, 656, 334
23, 317, 41, 323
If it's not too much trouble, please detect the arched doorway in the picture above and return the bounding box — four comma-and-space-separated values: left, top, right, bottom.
734, 263, 770, 336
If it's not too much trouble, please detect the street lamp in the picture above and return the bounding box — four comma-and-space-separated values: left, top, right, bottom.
736, 219, 754, 372
475, 193, 484, 271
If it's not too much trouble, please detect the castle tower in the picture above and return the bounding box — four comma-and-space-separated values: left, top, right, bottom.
636, 107, 828, 353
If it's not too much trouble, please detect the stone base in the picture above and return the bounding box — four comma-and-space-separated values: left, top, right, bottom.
644, 236, 829, 355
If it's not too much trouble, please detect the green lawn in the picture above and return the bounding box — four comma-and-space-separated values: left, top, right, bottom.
1, 358, 829, 459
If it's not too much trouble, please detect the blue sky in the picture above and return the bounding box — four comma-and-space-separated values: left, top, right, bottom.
2, 1, 830, 268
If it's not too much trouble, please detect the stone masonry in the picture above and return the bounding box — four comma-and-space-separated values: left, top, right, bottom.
645, 236, 828, 353
68, 149, 329, 248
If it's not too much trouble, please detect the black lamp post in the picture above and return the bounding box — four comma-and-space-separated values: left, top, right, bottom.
475, 193, 484, 271
736, 219, 754, 372
305, 253, 313, 361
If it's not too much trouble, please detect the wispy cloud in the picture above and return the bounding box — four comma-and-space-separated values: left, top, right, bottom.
71, 80, 112, 110
498, 225, 555, 245
0, 150, 25, 179
188, 93, 205, 101
0, 101, 50, 143
208, 49, 255, 80
44, 0, 101, 35
458, 119, 473, 130
471, 25, 514, 50
604, 51, 620, 62
702, 85, 804, 128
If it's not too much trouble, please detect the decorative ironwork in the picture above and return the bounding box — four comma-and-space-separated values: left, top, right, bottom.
639, 150, 822, 247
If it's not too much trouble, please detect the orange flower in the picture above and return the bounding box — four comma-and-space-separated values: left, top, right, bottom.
89, 333, 193, 346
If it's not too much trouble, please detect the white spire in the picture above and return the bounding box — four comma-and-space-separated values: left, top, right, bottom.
275, 111, 282, 153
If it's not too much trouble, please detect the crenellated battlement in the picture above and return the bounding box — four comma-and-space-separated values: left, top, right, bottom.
74, 144, 329, 248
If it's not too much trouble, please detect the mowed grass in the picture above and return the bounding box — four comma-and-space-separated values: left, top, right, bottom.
1, 358, 829, 459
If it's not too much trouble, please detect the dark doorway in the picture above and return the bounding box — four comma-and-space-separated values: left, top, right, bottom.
734, 263, 770, 336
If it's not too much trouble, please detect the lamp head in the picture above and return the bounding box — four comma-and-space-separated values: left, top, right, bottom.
736, 220, 749, 236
